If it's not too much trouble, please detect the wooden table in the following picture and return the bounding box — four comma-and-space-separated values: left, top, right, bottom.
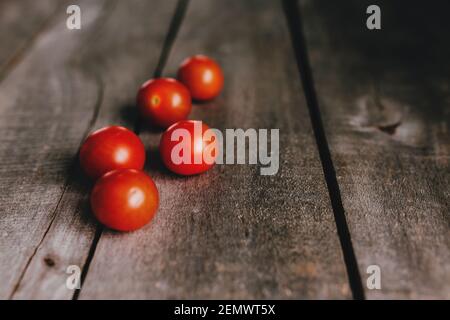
0, 0, 448, 300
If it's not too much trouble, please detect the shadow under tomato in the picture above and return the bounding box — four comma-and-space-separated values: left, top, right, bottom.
68, 162, 99, 227
138, 121, 166, 134
118, 103, 139, 129
144, 146, 181, 179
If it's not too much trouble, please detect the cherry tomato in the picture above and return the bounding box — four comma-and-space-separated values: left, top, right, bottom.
177, 55, 224, 101
91, 169, 159, 231
160, 120, 217, 175
79, 126, 145, 180
137, 78, 192, 128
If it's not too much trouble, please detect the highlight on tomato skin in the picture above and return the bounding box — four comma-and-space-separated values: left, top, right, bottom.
90, 169, 159, 232
79, 126, 146, 180
159, 120, 218, 176
177, 55, 224, 101
137, 78, 192, 128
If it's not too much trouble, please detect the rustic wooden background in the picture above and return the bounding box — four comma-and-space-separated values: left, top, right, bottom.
0, 0, 448, 299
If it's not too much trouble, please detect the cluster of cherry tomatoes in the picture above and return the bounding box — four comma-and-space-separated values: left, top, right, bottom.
79, 55, 223, 231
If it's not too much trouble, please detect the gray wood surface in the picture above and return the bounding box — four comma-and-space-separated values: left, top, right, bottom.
0, 0, 102, 299
0, 0, 61, 77
3, 0, 179, 299
1, 0, 448, 300
78, 0, 351, 299
300, 0, 450, 298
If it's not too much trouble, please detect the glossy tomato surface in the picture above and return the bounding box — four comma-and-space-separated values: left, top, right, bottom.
137, 78, 191, 128
160, 120, 217, 175
91, 169, 159, 231
79, 126, 145, 180
177, 55, 224, 101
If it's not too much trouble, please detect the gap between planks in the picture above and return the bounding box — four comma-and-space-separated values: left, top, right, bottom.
72, 0, 191, 300
8, 0, 113, 300
282, 0, 365, 300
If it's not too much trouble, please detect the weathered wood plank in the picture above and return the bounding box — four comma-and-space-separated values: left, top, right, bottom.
299, 0, 450, 298
79, 0, 351, 299
8, 0, 179, 299
0, 0, 61, 74
0, 0, 105, 299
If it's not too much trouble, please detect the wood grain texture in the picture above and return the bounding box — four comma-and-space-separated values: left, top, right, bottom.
0, 0, 104, 299
300, 0, 450, 298
8, 0, 179, 299
0, 0, 61, 76
79, 0, 351, 299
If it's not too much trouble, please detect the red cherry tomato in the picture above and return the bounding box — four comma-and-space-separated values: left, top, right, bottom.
177, 55, 224, 101
79, 126, 145, 180
91, 169, 159, 231
160, 120, 217, 175
137, 78, 192, 128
